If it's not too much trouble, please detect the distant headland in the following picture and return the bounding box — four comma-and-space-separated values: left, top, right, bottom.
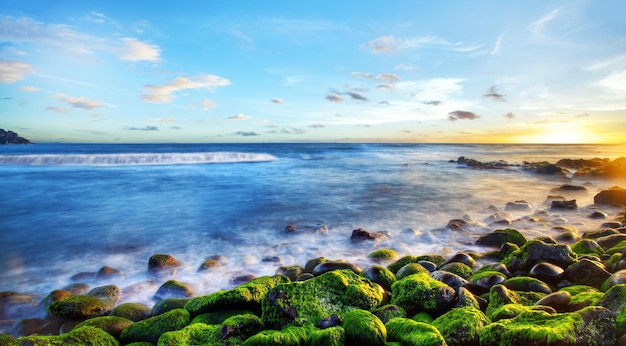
0, 129, 32, 144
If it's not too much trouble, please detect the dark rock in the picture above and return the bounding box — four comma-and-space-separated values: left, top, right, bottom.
147, 254, 182, 276
564, 259, 611, 289
551, 184, 587, 193
153, 280, 194, 300
62, 283, 90, 295
350, 228, 387, 241
602, 221, 624, 229
595, 186, 626, 205
505, 201, 532, 211
601, 270, 626, 292
317, 314, 342, 329
430, 270, 469, 291
87, 285, 120, 303
589, 211, 608, 219
417, 260, 437, 272
469, 272, 507, 295
529, 262, 564, 284
151, 297, 190, 316
276, 265, 304, 281
70, 272, 96, 282
551, 199, 578, 210
14, 318, 60, 337
304, 257, 327, 273
39, 290, 75, 312
198, 258, 222, 272
596, 233, 626, 250
0, 129, 31, 144
571, 239, 605, 256
391, 272, 456, 315
110, 302, 152, 322
312, 260, 362, 276
95, 266, 124, 281
584, 228, 620, 239
440, 252, 477, 270
476, 228, 527, 248
504, 240, 577, 272
360, 266, 397, 291
372, 305, 406, 324
535, 291, 571, 312
395, 263, 429, 280
502, 276, 552, 294
230, 274, 257, 285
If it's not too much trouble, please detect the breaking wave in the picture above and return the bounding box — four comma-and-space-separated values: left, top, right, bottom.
0, 152, 277, 166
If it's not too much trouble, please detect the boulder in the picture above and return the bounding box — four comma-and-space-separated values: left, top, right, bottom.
15, 326, 118, 345
390, 272, 456, 315
385, 317, 447, 346
109, 302, 151, 322
120, 308, 190, 344
147, 254, 182, 276
342, 309, 386, 346
432, 306, 490, 346
74, 316, 134, 340
153, 280, 194, 300
595, 187, 626, 205
503, 240, 577, 272
305, 326, 345, 346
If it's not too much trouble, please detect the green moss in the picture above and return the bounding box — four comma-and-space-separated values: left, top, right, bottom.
343, 309, 386, 346
390, 272, 456, 315
151, 297, 190, 316
220, 313, 264, 341
120, 308, 190, 344
243, 326, 312, 346
0, 334, 15, 346
261, 269, 384, 329
277, 266, 305, 281
48, 295, 115, 320
502, 276, 551, 294
432, 306, 490, 346
360, 265, 397, 291
304, 257, 328, 273
571, 239, 605, 256
305, 326, 345, 346
488, 304, 532, 322
395, 263, 429, 280
185, 275, 289, 317
109, 302, 151, 322
617, 305, 626, 338
559, 285, 603, 309
387, 255, 445, 274
411, 312, 433, 324
373, 305, 407, 324
75, 316, 134, 340
476, 228, 528, 248
502, 240, 577, 272
158, 323, 220, 346
438, 262, 473, 279
606, 240, 626, 254
485, 285, 546, 321
468, 270, 507, 285
368, 249, 399, 262
190, 309, 253, 325
478, 309, 582, 345
16, 326, 119, 346
385, 318, 446, 346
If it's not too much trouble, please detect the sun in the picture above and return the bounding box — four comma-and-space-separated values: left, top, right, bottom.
541, 131, 583, 144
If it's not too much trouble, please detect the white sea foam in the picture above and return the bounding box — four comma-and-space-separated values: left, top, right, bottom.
0, 152, 277, 166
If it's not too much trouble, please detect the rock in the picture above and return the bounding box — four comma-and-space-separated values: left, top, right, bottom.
596, 234, 626, 250
15, 326, 118, 345
343, 309, 386, 346
571, 239, 605, 256
350, 228, 387, 241
306, 326, 345, 346
387, 255, 446, 273
158, 323, 219, 345
535, 291, 571, 312
110, 302, 152, 322
599, 284, 626, 313
261, 270, 384, 329
153, 280, 194, 301
367, 248, 399, 263
395, 263, 429, 280
48, 294, 116, 320
147, 254, 182, 276
601, 270, 626, 292
503, 276, 552, 294
190, 309, 251, 326
317, 314, 342, 329
533, 163, 568, 176
0, 129, 31, 144
185, 275, 288, 317
230, 274, 257, 285
595, 186, 626, 205
589, 210, 609, 219
418, 260, 438, 272
95, 266, 124, 281
551, 199, 578, 210
62, 283, 90, 295
440, 252, 478, 270
218, 313, 264, 341
390, 272, 456, 315
551, 184, 588, 193
475, 228, 527, 248
503, 240, 577, 272
304, 257, 327, 273
120, 308, 189, 344
386, 317, 447, 346
564, 259, 611, 289
0, 292, 40, 320
430, 270, 469, 291
312, 260, 362, 276
197, 259, 221, 272
505, 201, 532, 211
276, 265, 304, 281
360, 265, 397, 291
38, 290, 74, 312
484, 212, 513, 226
14, 317, 60, 337
243, 326, 310, 345
602, 221, 624, 229
438, 262, 473, 279
87, 285, 120, 303
469, 271, 507, 295
372, 305, 406, 324
529, 262, 564, 284
432, 306, 490, 346
75, 315, 134, 339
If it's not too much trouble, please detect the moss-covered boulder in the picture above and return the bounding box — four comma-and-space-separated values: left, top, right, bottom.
120, 308, 190, 344
190, 309, 252, 325
360, 265, 396, 291
395, 263, 430, 280
157, 323, 219, 346
485, 285, 546, 321
342, 309, 386, 346
479, 306, 615, 345
438, 262, 473, 279
502, 276, 552, 294
219, 313, 264, 341
559, 285, 603, 312
390, 272, 456, 316
432, 306, 490, 346
151, 297, 190, 316
74, 316, 134, 340
16, 326, 119, 345
153, 280, 194, 300
385, 317, 446, 346
109, 302, 151, 322
387, 255, 445, 274
367, 248, 399, 263
475, 228, 527, 248
261, 269, 384, 329
598, 284, 626, 313
243, 326, 311, 346
372, 304, 407, 324
48, 295, 116, 320
305, 326, 345, 346
185, 275, 289, 317
503, 240, 577, 272
571, 239, 605, 256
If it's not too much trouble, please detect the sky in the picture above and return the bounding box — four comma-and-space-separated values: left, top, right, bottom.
1, 1, 625, 144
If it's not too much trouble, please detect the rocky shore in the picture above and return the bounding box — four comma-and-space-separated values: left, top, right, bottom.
0, 129, 31, 145
1, 158, 626, 345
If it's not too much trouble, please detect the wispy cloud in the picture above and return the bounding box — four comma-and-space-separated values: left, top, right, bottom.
125, 125, 159, 131
491, 32, 507, 55
504, 112, 516, 119
46, 105, 69, 113
347, 91, 368, 101
52, 93, 103, 110
233, 131, 259, 136
483, 86, 506, 102
594, 70, 626, 93
352, 72, 400, 82
395, 63, 418, 71
271, 98, 284, 104
448, 110, 480, 121
0, 60, 33, 83
280, 127, 306, 135
326, 93, 344, 102
228, 113, 251, 120
529, 8, 560, 36
364, 34, 480, 54
423, 100, 443, 106
19, 86, 39, 92
142, 74, 230, 103
118, 37, 161, 62
308, 124, 324, 129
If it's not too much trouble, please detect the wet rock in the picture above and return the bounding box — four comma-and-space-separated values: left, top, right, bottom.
39, 290, 74, 311
153, 280, 194, 300
75, 315, 134, 339
564, 259, 611, 289
441, 252, 477, 270
304, 257, 327, 273
367, 248, 399, 263
505, 201, 532, 211
197, 258, 221, 272
120, 308, 190, 344
589, 210, 609, 219
285, 223, 329, 235
69, 272, 95, 282
147, 254, 182, 276
276, 265, 304, 281
551, 184, 587, 193
386, 317, 447, 346
529, 262, 564, 284
87, 285, 120, 302
261, 270, 384, 329
584, 227, 620, 239
372, 305, 406, 324
503, 276, 552, 294
312, 260, 362, 276
601, 270, 626, 292
387, 255, 446, 273
551, 199, 578, 210
16, 326, 119, 345
417, 260, 437, 272
469, 271, 507, 295
230, 274, 257, 285
433, 306, 490, 346
350, 228, 387, 241
503, 240, 577, 272
95, 266, 124, 281
395, 263, 429, 280
151, 297, 190, 316
594, 186, 626, 205
438, 262, 473, 279
390, 272, 456, 315
533, 163, 568, 176
603, 221, 624, 229
430, 270, 468, 291
14, 318, 60, 337
596, 233, 626, 250
484, 212, 513, 226
475, 228, 527, 248
110, 302, 152, 322
317, 313, 342, 329
360, 265, 397, 291
218, 313, 264, 341
62, 283, 90, 295
343, 309, 386, 346
571, 239, 605, 256
535, 291, 571, 312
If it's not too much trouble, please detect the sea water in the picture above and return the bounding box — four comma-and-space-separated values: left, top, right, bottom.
1, 143, 625, 307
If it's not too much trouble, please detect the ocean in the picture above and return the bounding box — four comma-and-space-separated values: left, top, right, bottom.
1, 143, 625, 307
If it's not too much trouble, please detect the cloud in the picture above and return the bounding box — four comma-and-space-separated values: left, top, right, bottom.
364, 35, 479, 54
0, 60, 33, 83
228, 113, 251, 120
19, 86, 39, 92
308, 124, 324, 129
352, 72, 400, 82
352, 72, 374, 79
125, 126, 159, 131
448, 110, 480, 121
377, 84, 393, 90
201, 99, 215, 108
395, 64, 418, 71
504, 112, 516, 119
271, 98, 284, 104
483, 86, 506, 102
397, 78, 465, 101
379, 101, 390, 105
160, 117, 176, 123
142, 74, 230, 103
326, 93, 344, 102
171, 126, 181, 130
46, 106, 69, 113
529, 8, 560, 36
119, 37, 161, 62
364, 35, 398, 53
347, 92, 368, 101
233, 131, 260, 136
594, 70, 626, 94
52, 93, 103, 110
84, 11, 116, 26
491, 32, 507, 55
280, 128, 306, 135
423, 100, 443, 106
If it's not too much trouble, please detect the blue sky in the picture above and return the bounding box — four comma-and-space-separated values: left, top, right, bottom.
1, 0, 625, 143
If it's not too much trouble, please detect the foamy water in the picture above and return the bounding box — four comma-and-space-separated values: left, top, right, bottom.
0, 143, 624, 311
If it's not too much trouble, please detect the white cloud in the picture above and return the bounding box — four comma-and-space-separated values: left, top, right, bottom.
119, 37, 161, 62
46, 105, 69, 113
529, 8, 560, 36
228, 113, 251, 120
201, 99, 215, 108
19, 86, 39, 92
364, 35, 478, 54
271, 98, 284, 104
396, 78, 465, 101
52, 93, 103, 110
142, 74, 230, 103
0, 60, 33, 83
584, 54, 626, 72
395, 64, 418, 71
491, 32, 507, 55
594, 70, 626, 94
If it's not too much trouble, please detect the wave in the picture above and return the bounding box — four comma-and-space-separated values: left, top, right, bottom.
0, 152, 277, 166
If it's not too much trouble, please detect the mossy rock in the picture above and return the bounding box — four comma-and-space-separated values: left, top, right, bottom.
485, 285, 546, 321
502, 276, 552, 294
390, 272, 456, 315
385, 317, 446, 346
571, 239, 605, 256
75, 316, 134, 340
16, 326, 119, 346
360, 265, 397, 291
432, 306, 490, 346
87, 285, 120, 303
475, 228, 527, 248
120, 308, 190, 344
343, 309, 386, 346
411, 311, 433, 323
367, 248, 399, 262
503, 240, 577, 272
395, 263, 429, 280
158, 323, 220, 346
153, 280, 194, 300
617, 305, 626, 338
220, 313, 264, 341
606, 240, 626, 255
185, 275, 289, 317
48, 295, 116, 320
305, 326, 345, 346
151, 297, 190, 316
0, 334, 15, 345
261, 269, 384, 329
598, 284, 626, 313
438, 262, 473, 279
479, 306, 615, 346
304, 257, 328, 273
276, 266, 305, 281
190, 309, 252, 325
38, 290, 75, 310
373, 304, 406, 324
243, 326, 311, 346
109, 302, 152, 322
558, 285, 603, 311
387, 255, 445, 274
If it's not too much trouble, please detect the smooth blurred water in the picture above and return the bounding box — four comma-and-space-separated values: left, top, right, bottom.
1, 143, 625, 306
